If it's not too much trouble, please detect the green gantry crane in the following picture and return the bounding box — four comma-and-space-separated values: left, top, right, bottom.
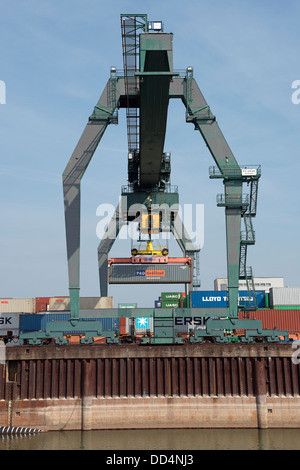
19, 14, 288, 345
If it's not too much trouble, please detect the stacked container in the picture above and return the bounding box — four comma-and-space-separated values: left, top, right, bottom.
19, 313, 119, 334
190, 291, 266, 308
160, 292, 188, 308
0, 298, 35, 314
48, 297, 113, 311
269, 288, 300, 309
118, 303, 138, 336
237, 309, 300, 337
0, 312, 20, 341
35, 297, 50, 313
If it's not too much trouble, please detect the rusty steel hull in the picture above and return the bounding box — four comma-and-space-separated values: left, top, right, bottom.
1, 344, 300, 430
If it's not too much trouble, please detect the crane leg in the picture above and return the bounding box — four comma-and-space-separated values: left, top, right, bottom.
97, 201, 126, 297
62, 77, 123, 319
171, 75, 243, 317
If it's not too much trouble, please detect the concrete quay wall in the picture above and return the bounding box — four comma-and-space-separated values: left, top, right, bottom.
0, 343, 299, 430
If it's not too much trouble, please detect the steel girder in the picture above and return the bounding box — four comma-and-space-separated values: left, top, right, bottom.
170, 75, 243, 317
62, 77, 125, 319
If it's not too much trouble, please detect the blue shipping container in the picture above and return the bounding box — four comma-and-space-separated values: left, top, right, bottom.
190, 291, 265, 308
238, 291, 265, 308
19, 314, 119, 333
191, 291, 228, 308
154, 301, 162, 308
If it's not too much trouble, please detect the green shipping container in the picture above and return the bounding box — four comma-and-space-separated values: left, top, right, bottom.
274, 305, 300, 310
161, 301, 179, 308
161, 292, 181, 301
265, 293, 269, 308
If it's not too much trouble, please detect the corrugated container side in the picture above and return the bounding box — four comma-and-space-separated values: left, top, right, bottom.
238, 309, 300, 333
119, 318, 127, 335
101, 318, 119, 331
20, 314, 119, 333
0, 298, 35, 314
270, 287, 300, 307
80, 297, 114, 309
48, 297, 69, 311
49, 296, 113, 311
35, 297, 50, 313
274, 305, 300, 310
238, 291, 265, 308
109, 265, 192, 283
20, 313, 70, 332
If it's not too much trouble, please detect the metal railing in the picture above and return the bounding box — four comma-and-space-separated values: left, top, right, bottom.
240, 230, 255, 243
209, 165, 261, 178
121, 184, 179, 194
216, 193, 249, 206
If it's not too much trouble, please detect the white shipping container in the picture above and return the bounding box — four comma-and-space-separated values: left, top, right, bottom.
0, 298, 35, 314
49, 297, 113, 311
269, 287, 300, 307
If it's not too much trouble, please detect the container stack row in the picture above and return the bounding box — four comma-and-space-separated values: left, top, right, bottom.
0, 296, 113, 314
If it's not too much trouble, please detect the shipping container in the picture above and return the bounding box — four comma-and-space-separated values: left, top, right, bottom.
0, 313, 20, 341
119, 318, 127, 335
154, 300, 162, 308
125, 317, 153, 336
238, 291, 266, 308
190, 290, 266, 308
238, 309, 300, 333
274, 305, 300, 310
118, 303, 137, 335
161, 292, 182, 301
35, 297, 50, 313
49, 297, 113, 311
161, 300, 179, 308
191, 291, 228, 308
265, 292, 269, 308
109, 264, 192, 284
269, 287, 300, 308
0, 298, 35, 314
19, 313, 119, 333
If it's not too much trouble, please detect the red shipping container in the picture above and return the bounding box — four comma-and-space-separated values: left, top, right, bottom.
35, 297, 50, 313
238, 309, 300, 333
119, 318, 127, 335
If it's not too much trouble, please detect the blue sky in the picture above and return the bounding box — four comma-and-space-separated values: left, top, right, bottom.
0, 0, 299, 306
